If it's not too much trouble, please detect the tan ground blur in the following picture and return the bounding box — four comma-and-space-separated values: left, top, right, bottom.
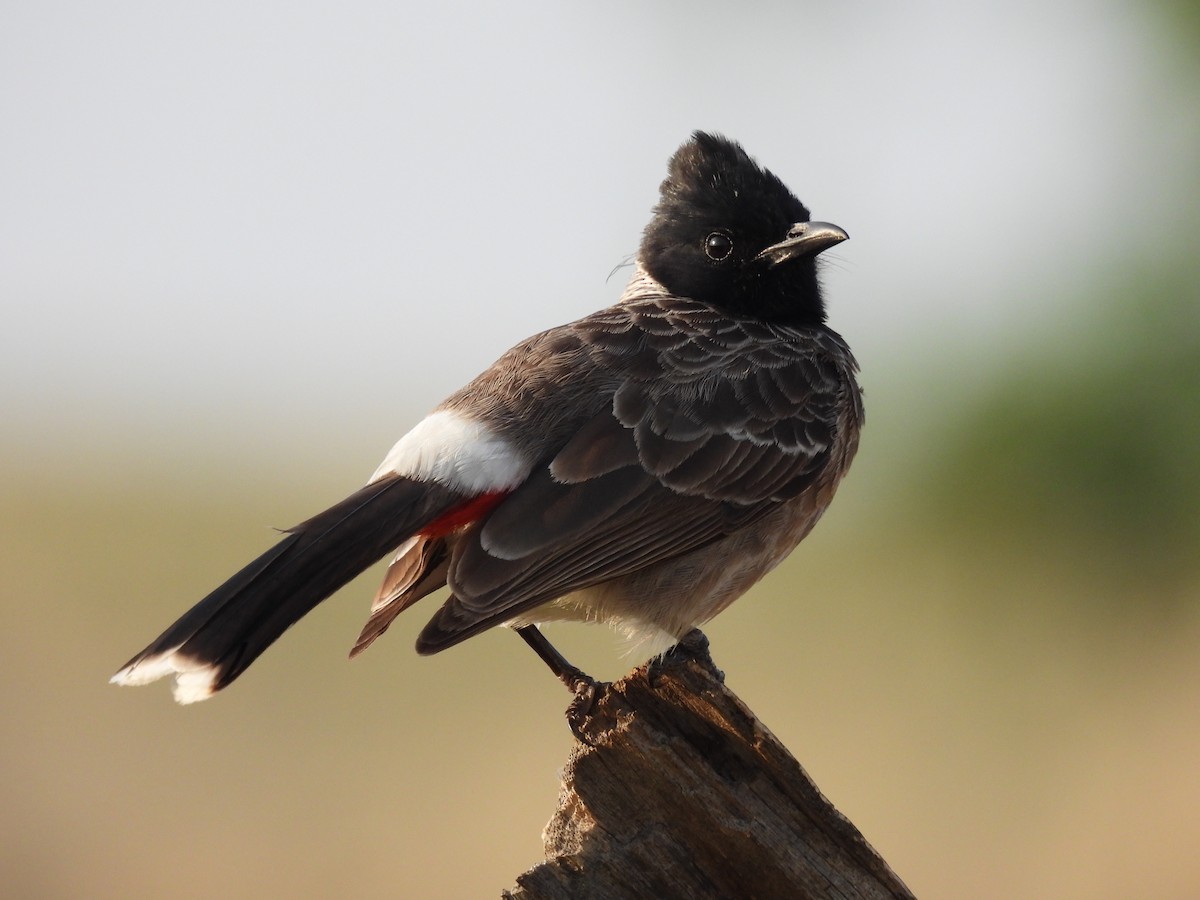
3, 437, 1198, 899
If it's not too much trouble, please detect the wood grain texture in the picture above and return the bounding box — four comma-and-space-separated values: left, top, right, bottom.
505, 642, 914, 900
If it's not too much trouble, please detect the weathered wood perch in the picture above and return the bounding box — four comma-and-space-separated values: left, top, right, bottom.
504, 639, 914, 900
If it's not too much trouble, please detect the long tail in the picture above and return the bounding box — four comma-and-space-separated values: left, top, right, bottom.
111, 473, 465, 703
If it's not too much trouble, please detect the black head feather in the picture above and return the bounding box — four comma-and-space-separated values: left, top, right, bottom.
640, 132, 836, 325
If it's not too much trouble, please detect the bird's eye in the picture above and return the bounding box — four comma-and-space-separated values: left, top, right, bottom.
704, 232, 733, 261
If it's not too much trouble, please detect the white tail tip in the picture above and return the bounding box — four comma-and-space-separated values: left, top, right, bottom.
110, 648, 221, 705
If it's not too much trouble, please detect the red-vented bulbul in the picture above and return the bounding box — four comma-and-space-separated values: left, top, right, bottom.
112, 132, 863, 708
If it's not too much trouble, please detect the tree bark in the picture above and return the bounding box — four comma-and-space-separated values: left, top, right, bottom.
504, 639, 914, 900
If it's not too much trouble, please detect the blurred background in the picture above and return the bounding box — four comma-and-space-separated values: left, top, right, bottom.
3, 1, 1198, 897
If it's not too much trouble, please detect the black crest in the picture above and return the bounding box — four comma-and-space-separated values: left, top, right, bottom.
640, 132, 827, 324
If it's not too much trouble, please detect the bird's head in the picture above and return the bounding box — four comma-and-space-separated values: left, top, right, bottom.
639, 132, 846, 325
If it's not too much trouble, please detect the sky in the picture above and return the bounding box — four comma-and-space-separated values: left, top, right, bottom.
4, 0, 1192, 468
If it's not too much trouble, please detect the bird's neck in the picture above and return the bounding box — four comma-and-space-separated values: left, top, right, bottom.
619, 260, 828, 329
618, 263, 670, 305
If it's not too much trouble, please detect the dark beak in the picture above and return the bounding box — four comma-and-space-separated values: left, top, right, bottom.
755, 221, 848, 267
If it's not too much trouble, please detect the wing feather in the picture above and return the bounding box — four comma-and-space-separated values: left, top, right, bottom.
417, 295, 861, 653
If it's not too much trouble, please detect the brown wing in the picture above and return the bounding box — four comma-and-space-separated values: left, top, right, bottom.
415, 296, 860, 653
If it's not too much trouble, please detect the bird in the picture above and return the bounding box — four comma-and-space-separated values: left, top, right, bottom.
111, 131, 863, 711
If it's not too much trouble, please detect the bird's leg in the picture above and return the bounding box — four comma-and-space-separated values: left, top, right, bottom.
516, 625, 603, 737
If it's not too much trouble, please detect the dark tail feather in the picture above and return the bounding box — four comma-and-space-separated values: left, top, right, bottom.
111, 474, 465, 703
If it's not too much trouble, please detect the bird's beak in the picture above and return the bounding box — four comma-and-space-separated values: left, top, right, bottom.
755, 221, 848, 267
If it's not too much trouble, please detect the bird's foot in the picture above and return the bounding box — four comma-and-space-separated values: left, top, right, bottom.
562, 668, 607, 745
515, 624, 608, 743
648, 628, 723, 687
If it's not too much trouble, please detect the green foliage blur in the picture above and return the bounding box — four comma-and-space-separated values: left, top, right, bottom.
927, 252, 1200, 601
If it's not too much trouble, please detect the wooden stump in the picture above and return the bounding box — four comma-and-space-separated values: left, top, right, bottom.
504, 644, 914, 900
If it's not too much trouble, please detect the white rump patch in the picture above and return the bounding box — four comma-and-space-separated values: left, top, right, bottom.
110, 649, 221, 705
369, 410, 529, 494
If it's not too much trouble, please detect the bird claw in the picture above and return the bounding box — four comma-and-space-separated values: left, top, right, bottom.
564, 671, 606, 745
648, 628, 721, 687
